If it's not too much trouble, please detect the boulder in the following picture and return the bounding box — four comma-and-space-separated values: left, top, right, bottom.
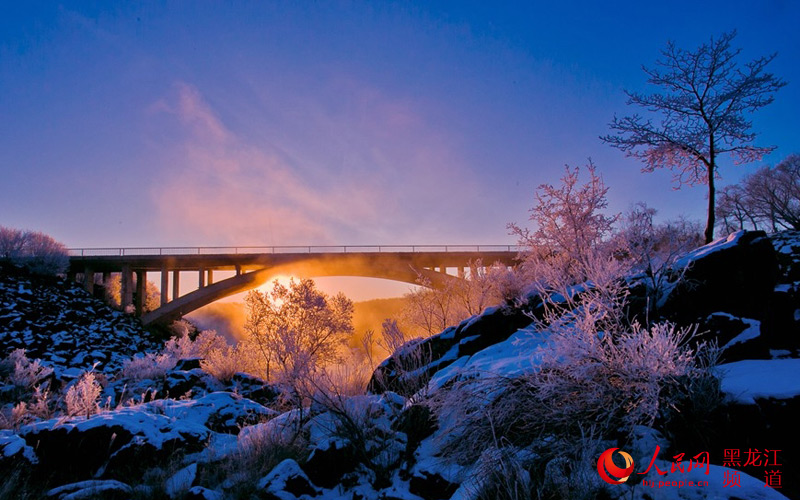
660, 231, 777, 326
368, 304, 533, 395
259, 458, 320, 497
408, 470, 459, 500
18, 406, 210, 481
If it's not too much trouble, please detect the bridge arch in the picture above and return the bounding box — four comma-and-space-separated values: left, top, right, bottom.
67, 246, 519, 326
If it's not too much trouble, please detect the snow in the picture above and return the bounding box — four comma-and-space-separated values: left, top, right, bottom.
427, 324, 548, 391
257, 458, 317, 497
672, 231, 746, 269
21, 404, 211, 452
46, 480, 132, 500
166, 463, 197, 497
718, 358, 800, 404
718, 316, 761, 349
0, 430, 38, 463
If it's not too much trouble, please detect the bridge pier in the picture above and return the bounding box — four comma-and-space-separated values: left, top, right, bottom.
198, 267, 206, 288
135, 270, 146, 316
161, 265, 169, 306
172, 270, 180, 303
82, 266, 94, 293
207, 269, 214, 285
121, 265, 133, 311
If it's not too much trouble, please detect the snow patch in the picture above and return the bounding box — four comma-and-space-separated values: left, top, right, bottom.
718, 358, 800, 404
672, 231, 745, 269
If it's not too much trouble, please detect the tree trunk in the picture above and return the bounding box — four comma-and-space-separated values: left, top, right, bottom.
705, 138, 716, 244
705, 164, 716, 244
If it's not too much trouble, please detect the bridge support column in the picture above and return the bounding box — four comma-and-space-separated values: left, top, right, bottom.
135, 270, 146, 317
121, 265, 133, 312
160, 265, 169, 306
207, 269, 214, 285
235, 265, 242, 276
172, 270, 180, 302
198, 268, 206, 288
102, 272, 110, 285
458, 267, 465, 278
82, 266, 94, 293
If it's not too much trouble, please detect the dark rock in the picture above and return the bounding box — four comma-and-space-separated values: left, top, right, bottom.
186, 486, 224, 500
229, 372, 281, 403
260, 459, 320, 497
660, 231, 777, 326
394, 404, 437, 463
409, 470, 459, 500
18, 406, 210, 482
164, 368, 208, 397
368, 304, 533, 395
175, 357, 204, 371
694, 396, 800, 500
301, 439, 358, 489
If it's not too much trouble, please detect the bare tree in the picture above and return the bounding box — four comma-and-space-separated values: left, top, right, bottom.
717, 153, 800, 233
602, 31, 786, 243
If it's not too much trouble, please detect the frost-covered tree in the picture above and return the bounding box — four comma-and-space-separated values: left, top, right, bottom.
602, 31, 786, 243
508, 161, 617, 283
245, 278, 354, 383
612, 202, 703, 274
402, 260, 510, 336
104, 274, 161, 313
717, 153, 800, 233
0, 226, 69, 276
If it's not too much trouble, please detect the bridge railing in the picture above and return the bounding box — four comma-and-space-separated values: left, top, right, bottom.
68, 244, 523, 257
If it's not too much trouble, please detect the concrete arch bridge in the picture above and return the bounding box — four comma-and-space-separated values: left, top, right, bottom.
67, 245, 519, 326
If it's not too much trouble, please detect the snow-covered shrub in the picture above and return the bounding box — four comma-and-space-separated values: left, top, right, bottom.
207, 415, 308, 496
1, 349, 53, 390
435, 318, 708, 465
539, 430, 608, 500
168, 319, 195, 338
464, 446, 534, 500
0, 402, 30, 430
118, 329, 232, 381
27, 385, 54, 420
120, 352, 177, 380
307, 391, 406, 488
65, 372, 102, 418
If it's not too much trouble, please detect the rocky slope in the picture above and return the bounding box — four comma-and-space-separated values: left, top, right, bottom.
1, 231, 798, 500
0, 264, 161, 375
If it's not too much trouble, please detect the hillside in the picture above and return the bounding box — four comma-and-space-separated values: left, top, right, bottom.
0, 264, 160, 375
1, 231, 798, 499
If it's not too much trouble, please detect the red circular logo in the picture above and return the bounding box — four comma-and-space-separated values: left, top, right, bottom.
597, 448, 634, 484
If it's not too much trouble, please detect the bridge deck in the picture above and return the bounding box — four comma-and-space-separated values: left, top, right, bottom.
66, 246, 522, 325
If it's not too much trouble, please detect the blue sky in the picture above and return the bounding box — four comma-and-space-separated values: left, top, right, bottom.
1, 1, 798, 250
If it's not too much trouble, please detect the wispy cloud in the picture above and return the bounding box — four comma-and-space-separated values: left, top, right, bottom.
148, 80, 480, 246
